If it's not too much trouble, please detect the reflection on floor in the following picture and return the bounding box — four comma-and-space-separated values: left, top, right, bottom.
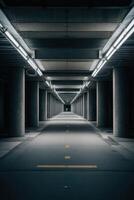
0, 112, 134, 200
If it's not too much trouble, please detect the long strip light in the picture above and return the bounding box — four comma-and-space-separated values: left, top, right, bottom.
86, 81, 91, 87
54, 89, 65, 104
92, 18, 134, 77
5, 30, 19, 48
0, 21, 64, 103
71, 80, 91, 103
71, 90, 81, 104
0, 23, 3, 28
0, 23, 43, 77
28, 58, 38, 70
45, 81, 50, 87
36, 68, 43, 76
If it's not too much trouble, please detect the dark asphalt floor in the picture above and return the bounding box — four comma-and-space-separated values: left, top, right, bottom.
0, 112, 134, 200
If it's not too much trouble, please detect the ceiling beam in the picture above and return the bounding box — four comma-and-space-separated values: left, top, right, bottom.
35, 49, 99, 59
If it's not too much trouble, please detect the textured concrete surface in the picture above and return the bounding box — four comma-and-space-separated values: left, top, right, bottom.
0, 112, 134, 200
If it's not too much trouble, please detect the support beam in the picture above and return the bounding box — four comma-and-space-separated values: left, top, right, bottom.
84, 92, 87, 119
39, 89, 47, 121
0, 81, 5, 132
8, 68, 25, 137
97, 81, 112, 128
87, 88, 96, 121
26, 81, 39, 127
113, 67, 129, 137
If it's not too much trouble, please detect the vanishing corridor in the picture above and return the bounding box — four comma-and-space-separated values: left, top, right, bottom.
0, 2, 134, 200
0, 112, 133, 200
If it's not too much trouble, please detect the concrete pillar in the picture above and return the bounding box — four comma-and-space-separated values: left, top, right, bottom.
0, 81, 5, 132
87, 88, 96, 121
27, 81, 39, 127
39, 89, 47, 121
83, 94, 85, 117
45, 91, 48, 120
8, 68, 25, 137
47, 93, 50, 118
84, 92, 87, 119
97, 81, 112, 127
113, 68, 129, 137
87, 91, 89, 120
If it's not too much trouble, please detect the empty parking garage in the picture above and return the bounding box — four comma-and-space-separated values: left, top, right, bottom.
0, 0, 134, 200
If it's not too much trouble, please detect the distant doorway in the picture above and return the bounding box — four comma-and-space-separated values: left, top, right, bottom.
64, 104, 71, 112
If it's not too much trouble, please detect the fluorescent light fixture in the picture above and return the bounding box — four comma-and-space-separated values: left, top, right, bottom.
116, 26, 134, 49
92, 59, 107, 77
58, 91, 78, 94
46, 81, 50, 87
113, 19, 134, 48
92, 18, 134, 77
105, 46, 114, 58
0, 24, 45, 83
36, 60, 45, 71
71, 90, 81, 104
28, 58, 38, 70
19, 46, 28, 57
4, 31, 29, 60
82, 84, 85, 89
5, 31, 19, 48
86, 81, 91, 87
96, 60, 103, 69
37, 68, 43, 76
17, 48, 28, 60
106, 48, 117, 60
124, 19, 134, 33
0, 23, 3, 28
54, 89, 65, 104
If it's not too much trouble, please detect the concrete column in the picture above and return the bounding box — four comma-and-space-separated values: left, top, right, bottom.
84, 92, 87, 119
83, 94, 85, 117
87, 91, 89, 120
113, 68, 129, 137
87, 88, 96, 121
8, 68, 25, 137
0, 81, 5, 132
81, 96, 83, 116
45, 91, 48, 120
47, 93, 50, 118
97, 81, 112, 127
39, 89, 47, 121
27, 81, 39, 127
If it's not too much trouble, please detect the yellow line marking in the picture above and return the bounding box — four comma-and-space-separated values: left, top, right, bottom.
64, 144, 70, 148
37, 164, 98, 169
64, 156, 71, 160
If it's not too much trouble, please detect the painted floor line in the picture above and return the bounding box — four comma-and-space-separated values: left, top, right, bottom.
64, 156, 71, 159
36, 164, 98, 169
64, 144, 70, 148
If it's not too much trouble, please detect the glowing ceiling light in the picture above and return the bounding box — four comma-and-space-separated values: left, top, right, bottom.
92, 18, 134, 78
17, 48, 28, 60
92, 59, 106, 77
18, 46, 28, 57
5, 31, 19, 48
54, 89, 65, 104
37, 68, 43, 76
0, 23, 3, 28
106, 48, 117, 60
28, 58, 38, 70
105, 46, 114, 58
116, 26, 134, 49
86, 81, 91, 87
71, 89, 81, 104
45, 81, 50, 87
113, 19, 134, 48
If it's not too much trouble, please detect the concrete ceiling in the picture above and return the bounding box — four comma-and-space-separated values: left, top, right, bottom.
0, 0, 133, 103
